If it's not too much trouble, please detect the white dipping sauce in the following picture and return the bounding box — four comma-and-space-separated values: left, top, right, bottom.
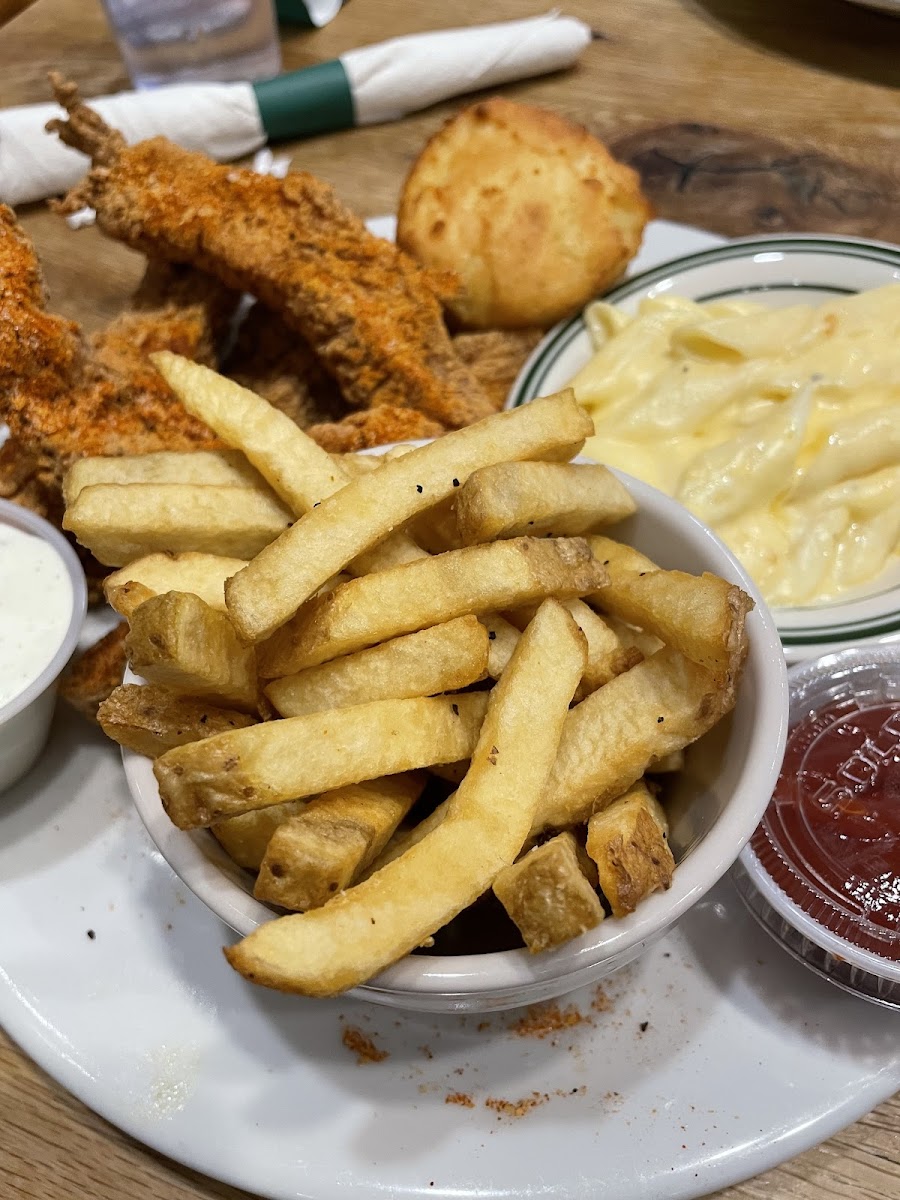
0, 523, 73, 708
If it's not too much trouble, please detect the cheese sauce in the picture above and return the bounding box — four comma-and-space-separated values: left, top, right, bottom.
0, 523, 74, 708
572, 287, 900, 607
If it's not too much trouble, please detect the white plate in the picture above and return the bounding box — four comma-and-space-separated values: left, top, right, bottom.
508, 227, 900, 661
0, 627, 897, 1200
2, 222, 897, 1199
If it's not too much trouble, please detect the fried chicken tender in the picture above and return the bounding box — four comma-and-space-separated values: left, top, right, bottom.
0, 209, 230, 498
58, 621, 128, 721
0, 204, 82, 425
452, 329, 544, 411
92, 259, 237, 378
307, 405, 445, 452
224, 316, 538, 440
48, 75, 494, 429
225, 301, 347, 429
0, 436, 58, 521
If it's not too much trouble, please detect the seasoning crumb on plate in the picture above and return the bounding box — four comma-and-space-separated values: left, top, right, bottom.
340, 1024, 388, 1064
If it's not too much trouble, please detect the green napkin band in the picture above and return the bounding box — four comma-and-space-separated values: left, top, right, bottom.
253, 59, 355, 140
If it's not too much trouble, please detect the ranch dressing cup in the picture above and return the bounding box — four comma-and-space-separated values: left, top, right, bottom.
0, 500, 87, 795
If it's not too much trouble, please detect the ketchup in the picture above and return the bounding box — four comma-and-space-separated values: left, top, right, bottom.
752, 697, 900, 959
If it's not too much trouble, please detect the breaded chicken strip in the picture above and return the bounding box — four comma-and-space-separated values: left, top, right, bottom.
48, 76, 494, 429
225, 300, 347, 429
225, 317, 538, 438
452, 329, 544, 411
58, 622, 128, 721
92, 259, 237, 378
307, 405, 445, 452
0, 209, 225, 494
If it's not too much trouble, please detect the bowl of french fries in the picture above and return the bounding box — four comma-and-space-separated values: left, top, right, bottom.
67, 356, 788, 1013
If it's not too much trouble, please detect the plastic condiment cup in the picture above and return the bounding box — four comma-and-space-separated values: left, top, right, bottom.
734, 646, 900, 1010
0, 499, 87, 795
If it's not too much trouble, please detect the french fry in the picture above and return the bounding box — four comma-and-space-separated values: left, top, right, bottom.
259, 536, 607, 676
507, 597, 641, 698
211, 801, 308, 871
587, 536, 753, 683
648, 749, 685, 773
151, 353, 427, 573
407, 497, 461, 553
155, 692, 489, 829
428, 761, 469, 785
151, 352, 347, 516
587, 537, 656, 576
535, 645, 735, 834
223, 390, 593, 643
62, 449, 266, 506
97, 683, 257, 758
124, 591, 258, 711
104, 552, 248, 615
337, 453, 380, 476
493, 832, 605, 952
481, 613, 521, 678
105, 580, 155, 620
603, 614, 664, 658
455, 461, 635, 544
351, 533, 428, 575
265, 616, 488, 717
254, 774, 426, 911
381, 445, 418, 461
586, 780, 675, 917
365, 796, 451, 874
224, 598, 587, 996
63, 483, 292, 566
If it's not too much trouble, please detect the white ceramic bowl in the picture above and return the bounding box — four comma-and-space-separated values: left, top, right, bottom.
125, 452, 788, 1013
508, 234, 900, 661
0, 499, 87, 795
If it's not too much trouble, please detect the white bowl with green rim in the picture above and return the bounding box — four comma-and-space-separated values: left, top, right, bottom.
507, 231, 900, 661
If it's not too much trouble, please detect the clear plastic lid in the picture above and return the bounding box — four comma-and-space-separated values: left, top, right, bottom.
735, 645, 900, 1010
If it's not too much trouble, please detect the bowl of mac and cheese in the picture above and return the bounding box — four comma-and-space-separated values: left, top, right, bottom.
510, 234, 900, 659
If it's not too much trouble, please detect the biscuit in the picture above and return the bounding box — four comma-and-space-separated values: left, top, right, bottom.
397, 98, 650, 330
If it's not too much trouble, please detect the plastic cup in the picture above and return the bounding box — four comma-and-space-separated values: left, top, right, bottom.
100, 0, 283, 88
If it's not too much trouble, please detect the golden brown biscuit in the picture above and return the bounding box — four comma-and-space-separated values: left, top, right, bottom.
397, 98, 651, 330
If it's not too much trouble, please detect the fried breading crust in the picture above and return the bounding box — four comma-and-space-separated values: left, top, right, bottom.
307, 406, 445, 452
92, 260, 237, 378
0, 436, 58, 521
48, 76, 494, 429
0, 204, 82, 422
225, 320, 539, 439
0, 207, 221, 475
225, 301, 347, 429
58, 621, 128, 721
452, 329, 544, 411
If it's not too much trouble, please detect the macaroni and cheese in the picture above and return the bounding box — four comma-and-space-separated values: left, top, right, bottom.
571, 285, 900, 606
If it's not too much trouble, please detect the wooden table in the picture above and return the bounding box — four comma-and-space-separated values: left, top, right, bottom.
1, 1, 898, 1197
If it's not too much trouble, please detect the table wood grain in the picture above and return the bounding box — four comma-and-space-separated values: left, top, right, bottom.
1, 1, 898, 1197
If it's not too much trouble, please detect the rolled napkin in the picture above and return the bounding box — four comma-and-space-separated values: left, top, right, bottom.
0, 12, 591, 208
